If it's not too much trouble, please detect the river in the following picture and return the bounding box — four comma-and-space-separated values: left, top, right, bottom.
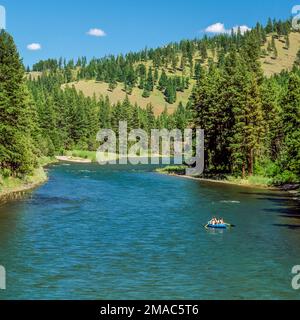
0, 163, 299, 299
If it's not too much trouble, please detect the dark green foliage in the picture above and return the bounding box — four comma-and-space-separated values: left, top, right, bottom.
158, 70, 168, 90
0, 31, 38, 176
279, 73, 300, 177
191, 42, 299, 182
164, 80, 177, 104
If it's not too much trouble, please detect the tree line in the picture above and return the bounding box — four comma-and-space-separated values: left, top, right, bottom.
0, 15, 299, 184
30, 18, 293, 105
190, 39, 300, 183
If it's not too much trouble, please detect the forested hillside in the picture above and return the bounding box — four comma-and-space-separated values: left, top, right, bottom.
0, 17, 299, 186
29, 18, 300, 114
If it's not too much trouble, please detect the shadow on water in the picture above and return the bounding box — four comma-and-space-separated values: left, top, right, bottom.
273, 224, 300, 230
240, 191, 300, 230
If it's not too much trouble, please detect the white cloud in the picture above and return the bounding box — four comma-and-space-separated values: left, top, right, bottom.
204, 22, 251, 35
27, 43, 41, 51
87, 28, 106, 37
205, 22, 227, 34
232, 25, 251, 35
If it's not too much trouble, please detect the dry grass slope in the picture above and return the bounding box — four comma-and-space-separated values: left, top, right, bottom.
32, 33, 300, 114
62, 80, 193, 115
262, 32, 300, 77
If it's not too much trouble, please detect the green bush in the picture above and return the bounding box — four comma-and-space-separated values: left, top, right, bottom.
0, 168, 11, 179
254, 160, 280, 178
273, 170, 299, 184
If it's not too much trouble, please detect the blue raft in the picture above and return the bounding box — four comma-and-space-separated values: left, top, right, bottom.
206, 223, 228, 229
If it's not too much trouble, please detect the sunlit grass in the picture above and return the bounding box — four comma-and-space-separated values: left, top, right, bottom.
0, 167, 47, 196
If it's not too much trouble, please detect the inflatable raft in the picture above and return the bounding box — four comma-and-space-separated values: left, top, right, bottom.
206, 223, 228, 229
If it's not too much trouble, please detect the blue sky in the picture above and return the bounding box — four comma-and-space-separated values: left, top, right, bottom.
0, 0, 298, 66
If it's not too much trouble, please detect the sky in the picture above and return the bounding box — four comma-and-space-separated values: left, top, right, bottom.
0, 0, 298, 66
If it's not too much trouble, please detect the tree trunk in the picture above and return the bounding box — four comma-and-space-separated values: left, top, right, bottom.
242, 163, 246, 179
248, 149, 254, 176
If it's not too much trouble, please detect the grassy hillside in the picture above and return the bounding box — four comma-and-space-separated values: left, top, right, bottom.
261, 32, 300, 77
36, 32, 300, 115
62, 79, 194, 115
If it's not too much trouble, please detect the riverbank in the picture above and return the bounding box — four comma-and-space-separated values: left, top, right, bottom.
55, 156, 92, 163
61, 150, 171, 163
0, 157, 57, 202
0, 167, 47, 202
167, 173, 277, 190
156, 166, 299, 193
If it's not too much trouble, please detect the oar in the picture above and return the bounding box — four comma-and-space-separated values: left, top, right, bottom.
225, 223, 236, 228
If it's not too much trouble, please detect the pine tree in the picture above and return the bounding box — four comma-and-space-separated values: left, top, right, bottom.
138, 76, 145, 90
0, 30, 38, 176
284, 34, 290, 50
174, 102, 188, 131
229, 61, 264, 177
142, 89, 151, 98
145, 104, 155, 133
171, 55, 179, 73
267, 41, 273, 53
130, 103, 141, 129
108, 80, 117, 92
271, 36, 278, 59
158, 70, 168, 91
280, 73, 300, 177
65, 66, 73, 83
266, 18, 274, 34
199, 43, 208, 62
241, 30, 263, 77
145, 67, 154, 92
99, 96, 112, 129
260, 79, 282, 160
180, 55, 186, 72
194, 62, 203, 82
154, 68, 159, 84
164, 80, 177, 104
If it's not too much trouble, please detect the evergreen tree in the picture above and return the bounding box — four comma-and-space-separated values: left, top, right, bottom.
145, 67, 154, 92
271, 36, 278, 59
280, 73, 300, 178
266, 18, 274, 34
260, 79, 282, 160
194, 62, 203, 83
285, 34, 290, 50
164, 80, 177, 104
158, 70, 168, 90
228, 61, 264, 177
180, 55, 186, 72
108, 80, 117, 92
154, 68, 159, 84
199, 43, 208, 61
0, 30, 38, 176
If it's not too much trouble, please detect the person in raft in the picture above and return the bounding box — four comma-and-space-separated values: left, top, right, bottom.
210, 217, 217, 225
210, 217, 224, 225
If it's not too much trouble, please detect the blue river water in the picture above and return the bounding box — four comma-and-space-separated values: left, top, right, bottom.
0, 163, 299, 300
